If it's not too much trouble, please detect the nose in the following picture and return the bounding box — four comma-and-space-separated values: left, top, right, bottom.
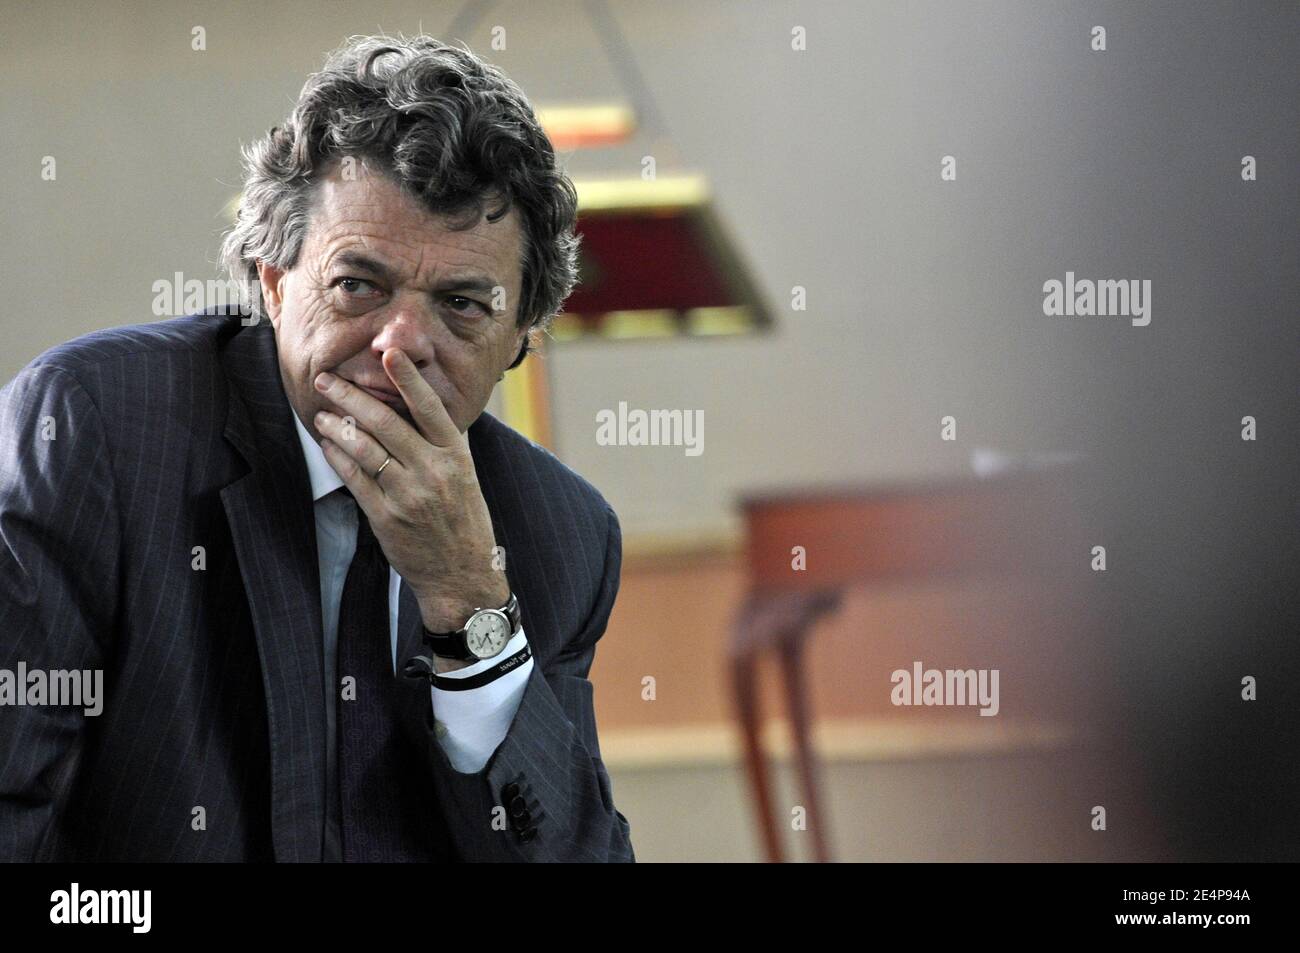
370, 305, 434, 372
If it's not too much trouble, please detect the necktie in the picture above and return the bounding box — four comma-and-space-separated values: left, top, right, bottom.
336, 489, 438, 861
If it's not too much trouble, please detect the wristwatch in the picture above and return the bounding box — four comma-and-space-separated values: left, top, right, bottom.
421, 592, 521, 661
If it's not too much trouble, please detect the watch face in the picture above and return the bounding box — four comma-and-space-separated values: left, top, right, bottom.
466, 609, 511, 659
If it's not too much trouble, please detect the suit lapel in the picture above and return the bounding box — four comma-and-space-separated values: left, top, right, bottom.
218, 319, 327, 862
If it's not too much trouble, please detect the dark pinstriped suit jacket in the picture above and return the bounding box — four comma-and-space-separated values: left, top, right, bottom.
0, 310, 634, 862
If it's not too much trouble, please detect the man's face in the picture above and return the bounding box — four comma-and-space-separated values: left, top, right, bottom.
256, 161, 527, 440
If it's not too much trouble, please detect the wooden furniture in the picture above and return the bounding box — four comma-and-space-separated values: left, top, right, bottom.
728, 469, 1081, 863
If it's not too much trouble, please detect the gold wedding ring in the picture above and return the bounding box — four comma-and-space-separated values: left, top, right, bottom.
375, 454, 393, 479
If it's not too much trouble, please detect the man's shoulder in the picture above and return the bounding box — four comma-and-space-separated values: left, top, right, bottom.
1, 311, 249, 418
15, 310, 244, 381
470, 411, 617, 530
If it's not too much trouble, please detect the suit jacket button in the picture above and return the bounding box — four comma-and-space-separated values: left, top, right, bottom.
508, 795, 528, 817
519, 827, 537, 843
511, 810, 532, 829
502, 782, 521, 800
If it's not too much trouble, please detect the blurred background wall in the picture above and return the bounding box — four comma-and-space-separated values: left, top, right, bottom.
2, 0, 1295, 861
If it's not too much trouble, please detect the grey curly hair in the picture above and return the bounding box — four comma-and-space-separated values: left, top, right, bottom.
219, 33, 581, 368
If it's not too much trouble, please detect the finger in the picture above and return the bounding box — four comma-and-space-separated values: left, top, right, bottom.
382, 348, 461, 448
314, 409, 404, 480
318, 437, 386, 514
314, 371, 424, 462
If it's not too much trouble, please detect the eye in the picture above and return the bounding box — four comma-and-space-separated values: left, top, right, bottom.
332, 276, 379, 297
446, 295, 488, 316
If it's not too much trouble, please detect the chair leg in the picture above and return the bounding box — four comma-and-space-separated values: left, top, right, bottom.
780, 635, 833, 862
730, 648, 784, 863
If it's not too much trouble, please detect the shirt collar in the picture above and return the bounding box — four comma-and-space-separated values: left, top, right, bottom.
291, 409, 345, 502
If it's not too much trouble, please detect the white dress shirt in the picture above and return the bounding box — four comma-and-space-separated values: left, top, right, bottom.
291, 412, 532, 857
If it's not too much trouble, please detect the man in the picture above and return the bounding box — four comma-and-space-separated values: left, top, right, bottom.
0, 35, 633, 862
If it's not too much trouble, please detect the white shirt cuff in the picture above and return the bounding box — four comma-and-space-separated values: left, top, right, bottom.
429, 628, 533, 774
